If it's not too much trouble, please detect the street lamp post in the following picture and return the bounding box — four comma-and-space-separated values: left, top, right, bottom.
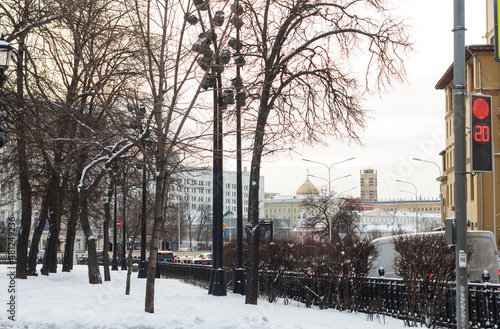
412, 158, 443, 224
233, 0, 246, 294
0, 37, 13, 88
396, 179, 418, 233
121, 206, 127, 270
303, 157, 355, 242
189, 0, 248, 296
111, 179, 119, 270
136, 104, 148, 279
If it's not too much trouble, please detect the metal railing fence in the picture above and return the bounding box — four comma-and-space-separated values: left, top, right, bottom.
157, 263, 500, 328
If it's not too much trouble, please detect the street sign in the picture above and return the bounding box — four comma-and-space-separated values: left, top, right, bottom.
223, 230, 227, 237
313, 234, 320, 242
116, 220, 122, 228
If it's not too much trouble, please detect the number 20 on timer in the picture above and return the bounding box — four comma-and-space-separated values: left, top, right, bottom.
470, 94, 493, 172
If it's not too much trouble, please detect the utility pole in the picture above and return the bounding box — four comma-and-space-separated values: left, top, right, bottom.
453, 1, 469, 327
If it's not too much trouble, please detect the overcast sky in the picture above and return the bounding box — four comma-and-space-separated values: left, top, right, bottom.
228, 1, 487, 200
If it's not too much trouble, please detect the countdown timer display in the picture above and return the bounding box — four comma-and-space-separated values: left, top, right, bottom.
470, 94, 493, 172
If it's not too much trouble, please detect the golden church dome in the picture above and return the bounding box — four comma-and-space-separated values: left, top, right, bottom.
296, 176, 319, 195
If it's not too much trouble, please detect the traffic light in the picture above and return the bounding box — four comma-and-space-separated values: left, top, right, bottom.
470, 94, 493, 172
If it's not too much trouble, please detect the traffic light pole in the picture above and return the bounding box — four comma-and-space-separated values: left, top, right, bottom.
453, 1, 469, 328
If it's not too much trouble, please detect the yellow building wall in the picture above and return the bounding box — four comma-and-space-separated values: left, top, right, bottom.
371, 202, 440, 214
441, 48, 500, 248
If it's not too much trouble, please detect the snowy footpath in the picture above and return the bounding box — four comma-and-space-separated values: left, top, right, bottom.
0, 264, 407, 329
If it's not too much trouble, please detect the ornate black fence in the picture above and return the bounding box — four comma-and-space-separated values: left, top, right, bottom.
157, 263, 500, 328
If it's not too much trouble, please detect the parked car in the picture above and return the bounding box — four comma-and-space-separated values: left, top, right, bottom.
194, 253, 212, 265
79, 250, 105, 265
178, 256, 194, 264
157, 251, 177, 263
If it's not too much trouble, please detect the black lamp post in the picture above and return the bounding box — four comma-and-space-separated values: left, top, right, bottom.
111, 179, 119, 270
232, 0, 246, 296
188, 1, 247, 296
0, 37, 13, 88
121, 202, 127, 270
136, 104, 148, 279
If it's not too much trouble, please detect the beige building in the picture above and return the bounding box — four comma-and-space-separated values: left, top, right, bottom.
369, 199, 441, 215
360, 169, 378, 202
265, 175, 337, 230
435, 6, 499, 248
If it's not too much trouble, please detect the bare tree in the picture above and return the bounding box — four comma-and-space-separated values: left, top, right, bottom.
124, 0, 217, 312
300, 194, 332, 240
239, 0, 412, 304
0, 0, 65, 280
331, 198, 361, 237
195, 204, 212, 250
301, 195, 360, 241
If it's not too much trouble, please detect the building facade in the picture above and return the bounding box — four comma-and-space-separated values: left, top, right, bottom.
359, 209, 441, 239
435, 6, 500, 248
264, 175, 321, 230
172, 166, 265, 219
263, 174, 360, 231
369, 199, 441, 215
360, 169, 378, 202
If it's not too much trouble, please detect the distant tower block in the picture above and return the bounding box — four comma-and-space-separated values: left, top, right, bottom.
360, 169, 378, 202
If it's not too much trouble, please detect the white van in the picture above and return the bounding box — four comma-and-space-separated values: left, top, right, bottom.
368, 230, 500, 283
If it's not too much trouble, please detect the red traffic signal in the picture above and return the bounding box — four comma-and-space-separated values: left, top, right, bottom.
470, 94, 493, 172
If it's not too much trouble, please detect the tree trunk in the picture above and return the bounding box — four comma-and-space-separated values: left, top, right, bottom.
145, 176, 166, 313
27, 193, 49, 276
62, 188, 79, 272
102, 179, 113, 282
15, 36, 33, 280
145, 214, 161, 313
40, 210, 57, 276
126, 220, 141, 295
41, 170, 61, 276
63, 141, 84, 272
80, 198, 102, 284
245, 101, 270, 305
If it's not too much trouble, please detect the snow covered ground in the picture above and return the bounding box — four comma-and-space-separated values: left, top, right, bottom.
0, 264, 407, 329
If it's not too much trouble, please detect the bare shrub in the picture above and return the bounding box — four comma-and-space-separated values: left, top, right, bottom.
393, 234, 455, 327
255, 237, 376, 309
